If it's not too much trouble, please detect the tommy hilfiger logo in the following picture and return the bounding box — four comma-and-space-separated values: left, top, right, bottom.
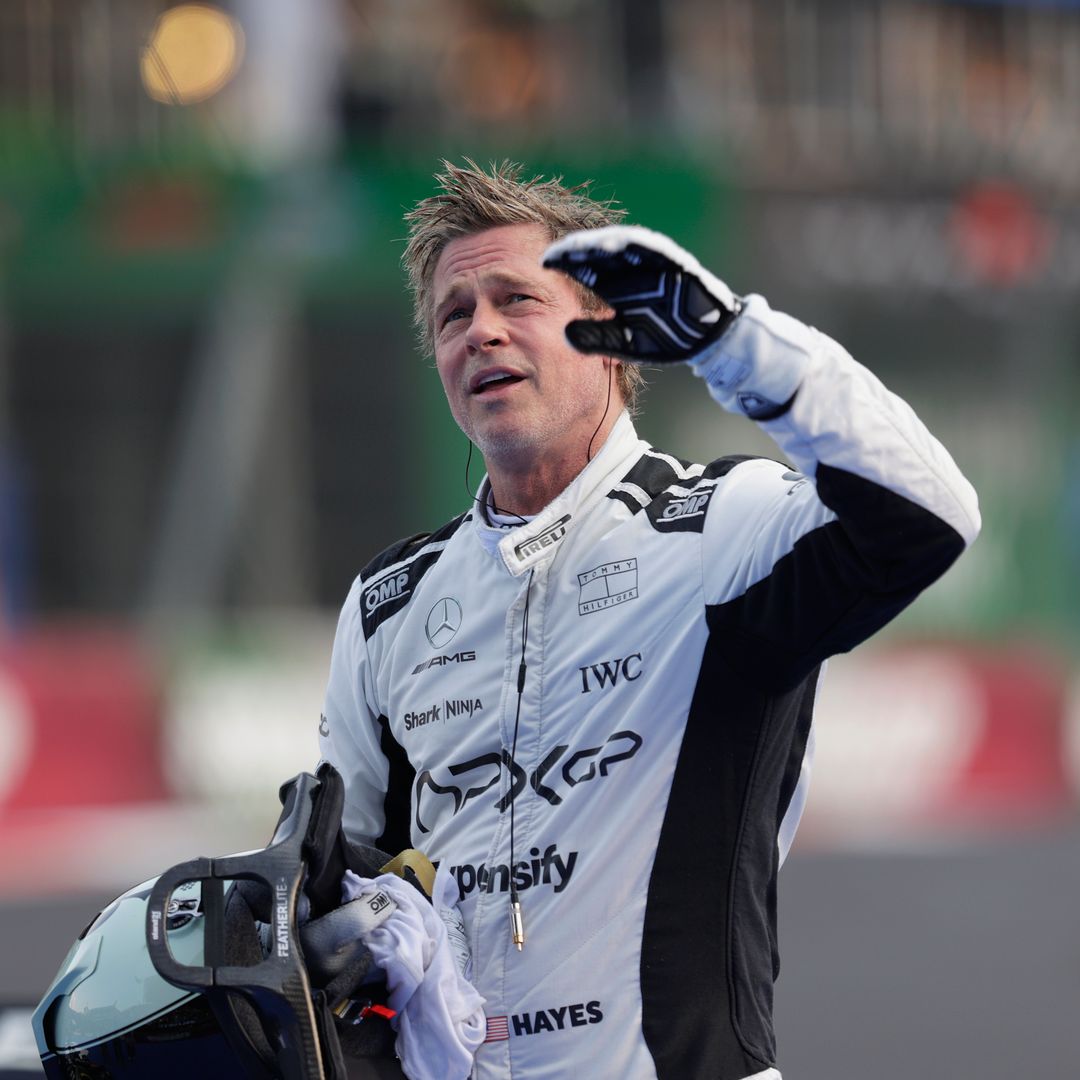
577, 558, 639, 615
513, 515, 571, 562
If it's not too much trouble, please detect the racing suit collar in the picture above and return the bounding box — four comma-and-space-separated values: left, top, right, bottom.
473, 410, 645, 576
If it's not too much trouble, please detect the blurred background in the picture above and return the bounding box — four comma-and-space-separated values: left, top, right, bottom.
1, 0, 1078, 1075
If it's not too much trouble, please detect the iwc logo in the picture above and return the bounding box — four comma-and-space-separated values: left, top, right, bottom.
425, 598, 463, 648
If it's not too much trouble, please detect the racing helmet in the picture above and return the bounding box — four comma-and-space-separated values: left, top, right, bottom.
33, 765, 409, 1080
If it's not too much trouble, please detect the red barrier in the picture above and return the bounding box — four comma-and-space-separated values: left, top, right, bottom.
937, 646, 1071, 821
0, 626, 168, 811
805, 644, 1072, 844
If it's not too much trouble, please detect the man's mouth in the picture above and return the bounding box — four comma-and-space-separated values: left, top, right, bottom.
471, 371, 526, 396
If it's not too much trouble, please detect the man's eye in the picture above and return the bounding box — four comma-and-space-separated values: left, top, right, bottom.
509, 293, 532, 303
443, 309, 467, 325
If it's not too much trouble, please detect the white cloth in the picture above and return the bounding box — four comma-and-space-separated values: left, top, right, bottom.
297, 885, 397, 986
342, 866, 486, 1080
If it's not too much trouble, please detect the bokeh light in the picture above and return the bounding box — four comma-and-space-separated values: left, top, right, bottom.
140, 3, 244, 106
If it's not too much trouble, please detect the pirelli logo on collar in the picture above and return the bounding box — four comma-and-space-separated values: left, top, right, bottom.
513, 514, 571, 563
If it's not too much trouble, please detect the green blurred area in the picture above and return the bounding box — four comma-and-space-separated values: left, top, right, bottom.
1, 138, 732, 318
1, 136, 1076, 647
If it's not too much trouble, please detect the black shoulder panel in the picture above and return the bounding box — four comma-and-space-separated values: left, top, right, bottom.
357, 513, 470, 638
610, 450, 772, 534
708, 466, 966, 692
643, 454, 771, 533
702, 454, 764, 479
608, 450, 696, 511
359, 532, 431, 584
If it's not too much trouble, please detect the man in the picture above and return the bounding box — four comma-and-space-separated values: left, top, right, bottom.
319, 161, 980, 1080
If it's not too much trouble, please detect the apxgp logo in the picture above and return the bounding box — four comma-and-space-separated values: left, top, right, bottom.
414, 730, 643, 833
577, 558, 639, 616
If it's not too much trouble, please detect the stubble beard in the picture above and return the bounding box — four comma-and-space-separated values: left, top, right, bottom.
466, 387, 605, 473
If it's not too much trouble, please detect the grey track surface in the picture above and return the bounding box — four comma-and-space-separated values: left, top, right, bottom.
4, 819, 1079, 1078
773, 818, 1080, 1078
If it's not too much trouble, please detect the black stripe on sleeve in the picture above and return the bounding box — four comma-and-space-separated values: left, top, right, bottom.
641, 639, 818, 1077
710, 466, 966, 692
813, 464, 966, 593
375, 714, 415, 854
775, 671, 817, 845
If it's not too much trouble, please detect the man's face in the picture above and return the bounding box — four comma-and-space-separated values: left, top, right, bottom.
431, 223, 614, 467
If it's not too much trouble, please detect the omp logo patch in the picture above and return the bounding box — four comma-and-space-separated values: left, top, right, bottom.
645, 484, 716, 534
660, 489, 712, 520
360, 564, 421, 637
366, 891, 393, 916
577, 558, 639, 616
362, 570, 411, 614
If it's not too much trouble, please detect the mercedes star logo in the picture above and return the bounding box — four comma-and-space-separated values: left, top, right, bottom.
425, 598, 463, 648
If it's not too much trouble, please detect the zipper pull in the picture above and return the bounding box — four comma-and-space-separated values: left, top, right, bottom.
510, 887, 525, 951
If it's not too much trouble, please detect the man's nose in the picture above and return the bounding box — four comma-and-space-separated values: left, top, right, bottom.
465, 300, 508, 353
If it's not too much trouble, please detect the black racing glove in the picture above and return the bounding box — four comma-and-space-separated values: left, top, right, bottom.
542, 224, 742, 364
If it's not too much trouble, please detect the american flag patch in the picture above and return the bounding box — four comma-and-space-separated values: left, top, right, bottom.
484, 1015, 510, 1042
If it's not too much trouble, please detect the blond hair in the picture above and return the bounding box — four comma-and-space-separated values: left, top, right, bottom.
402, 159, 645, 414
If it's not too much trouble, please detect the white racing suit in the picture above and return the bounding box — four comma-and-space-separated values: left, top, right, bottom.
320, 297, 980, 1079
